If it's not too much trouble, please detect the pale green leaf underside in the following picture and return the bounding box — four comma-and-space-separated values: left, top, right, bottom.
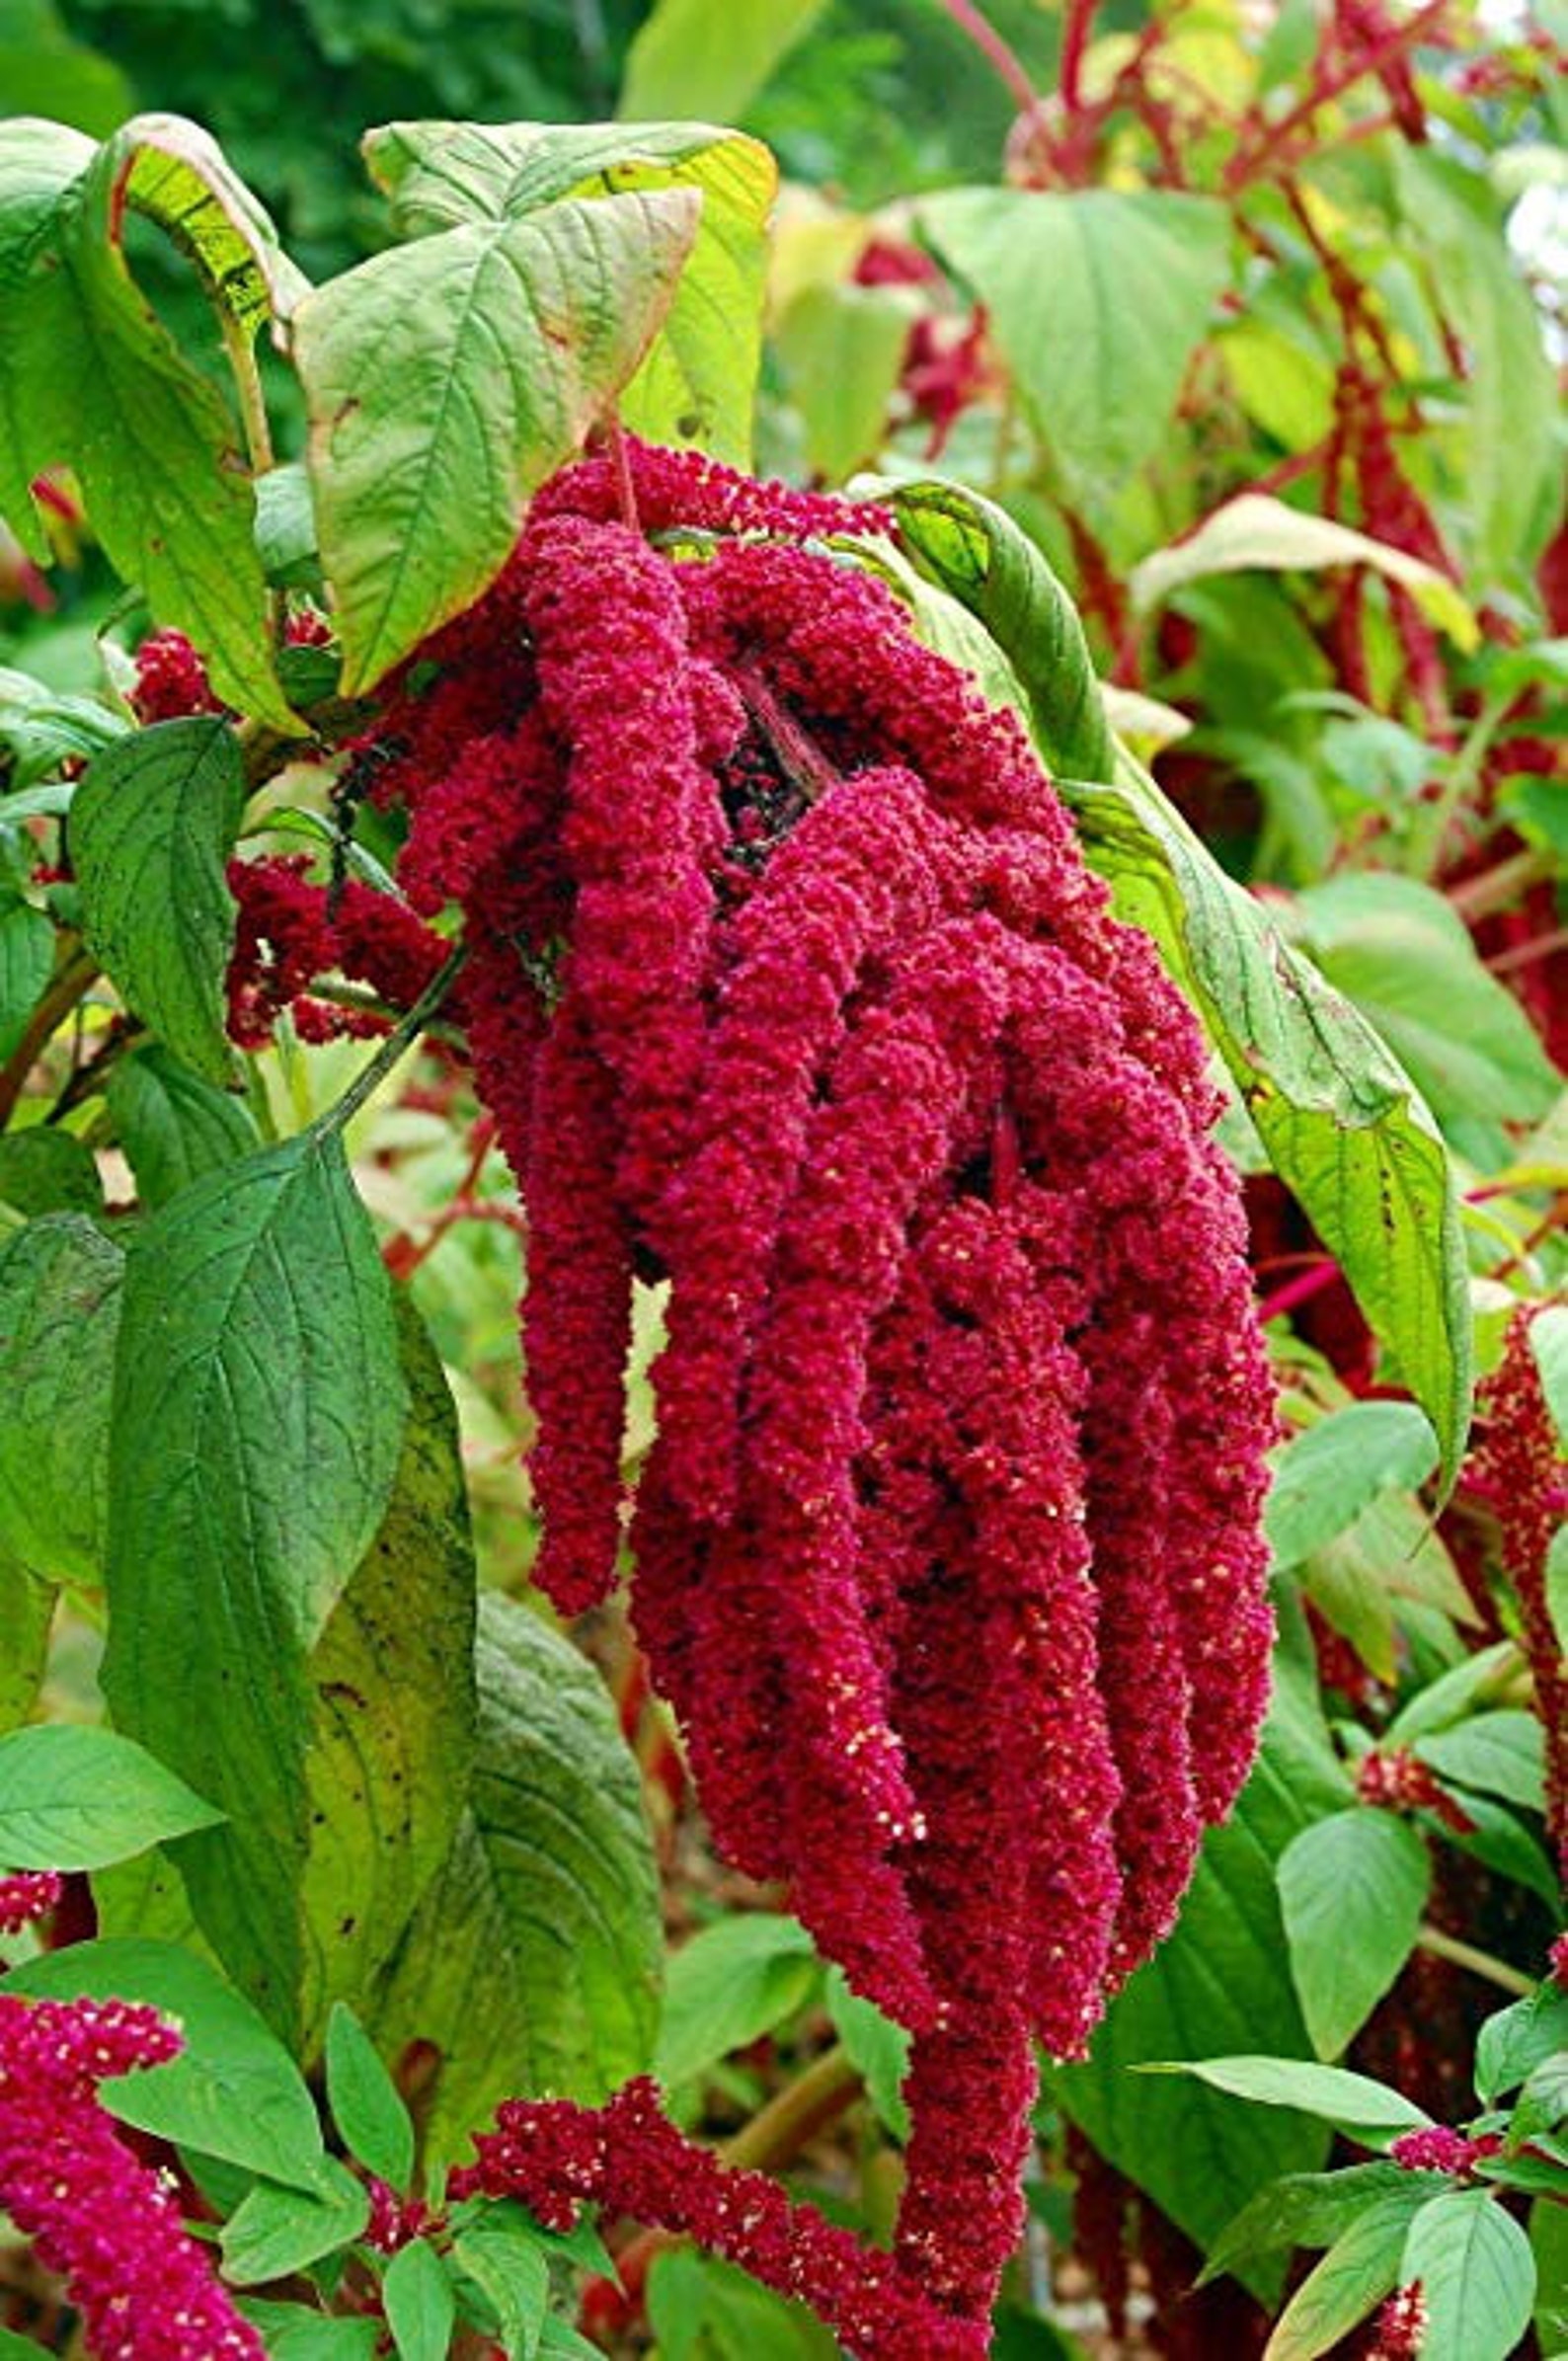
0, 116, 293, 724
883, 478, 1472, 1482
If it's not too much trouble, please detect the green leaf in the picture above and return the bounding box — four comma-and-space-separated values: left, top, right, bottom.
0, 1212, 120, 1583
620, 0, 828, 120
1394, 148, 1560, 586
1385, 1639, 1519, 1744
108, 1044, 260, 1209
1130, 495, 1478, 651
824, 1965, 909, 2141
916, 188, 1231, 517
371, 1594, 661, 2166
450, 2227, 549, 2361
0, 1125, 102, 1216
0, 1548, 53, 1736
1530, 2194, 1568, 2353
221, 2158, 370, 2285
363, 118, 776, 473
647, 2248, 839, 2361
1475, 1985, 1568, 2105
237, 2305, 380, 2361
0, 666, 128, 791
0, 117, 293, 724
383, 2238, 456, 2361
1292, 877, 1562, 1131
657, 1913, 821, 2088
0, 1722, 222, 1869
296, 118, 745, 693
1052, 1667, 1350, 2292
875, 477, 1472, 1482
880, 478, 1115, 784
1401, 2189, 1536, 2361
1415, 1712, 1546, 1814
3, 1935, 326, 2188
1278, 1811, 1431, 2060
1201, 2164, 1444, 2288
101, 1128, 407, 2033
1151, 2058, 1431, 2148
1425, 1789, 1561, 1908
70, 717, 245, 1084
1266, 1403, 1440, 1571
326, 2003, 416, 2190
1261, 2199, 1414, 2361
1529, 1304, 1568, 1448
0, 894, 51, 1064
296, 1296, 478, 2047
774, 282, 911, 483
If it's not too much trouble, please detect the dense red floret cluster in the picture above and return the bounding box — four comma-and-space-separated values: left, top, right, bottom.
0, 1869, 62, 1931
451, 2077, 986, 2359
1472, 1306, 1568, 1874
349, 435, 1277, 2343
0, 1988, 263, 2360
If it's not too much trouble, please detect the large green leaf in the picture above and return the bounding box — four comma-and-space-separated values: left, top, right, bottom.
1277, 1811, 1431, 2061
107, 1043, 261, 1209
1291, 877, 1562, 1131
0, 1546, 53, 1736
1261, 2200, 1413, 2361
620, 0, 829, 121
0, 1722, 222, 1869
655, 1914, 820, 2088
101, 1128, 407, 2033
0, 1212, 121, 1584
221, 2161, 371, 2287
1265, 1402, 1439, 1571
3, 1936, 327, 2190
1130, 494, 1478, 652
325, 2002, 416, 2188
0, 893, 51, 1065
1393, 148, 1561, 587
915, 188, 1231, 516
296, 115, 779, 691
363, 120, 776, 470
70, 718, 246, 1085
1401, 2190, 1536, 2361
295, 1298, 477, 2049
1202, 2164, 1444, 2289
384, 2241, 456, 2361
882, 478, 1473, 1481
371, 1594, 662, 2167
0, 117, 294, 724
1051, 1663, 1350, 2290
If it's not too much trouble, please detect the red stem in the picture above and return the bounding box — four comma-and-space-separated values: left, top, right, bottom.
1226, 0, 1450, 188
931, 0, 1043, 117
1257, 1260, 1340, 1324
1058, 0, 1097, 113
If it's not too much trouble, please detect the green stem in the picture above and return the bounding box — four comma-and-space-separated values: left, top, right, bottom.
1449, 844, 1555, 924
313, 947, 468, 1138
1416, 1925, 1533, 2000
220, 307, 274, 478
0, 942, 99, 1130
1404, 691, 1509, 880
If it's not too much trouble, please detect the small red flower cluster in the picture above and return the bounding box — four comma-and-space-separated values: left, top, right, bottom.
0, 1868, 62, 1931
1368, 2281, 1427, 2361
346, 436, 1276, 2340
225, 854, 449, 1047
1389, 2125, 1498, 2174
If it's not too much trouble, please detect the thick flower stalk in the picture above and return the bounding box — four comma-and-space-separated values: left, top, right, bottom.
341, 433, 1277, 2340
